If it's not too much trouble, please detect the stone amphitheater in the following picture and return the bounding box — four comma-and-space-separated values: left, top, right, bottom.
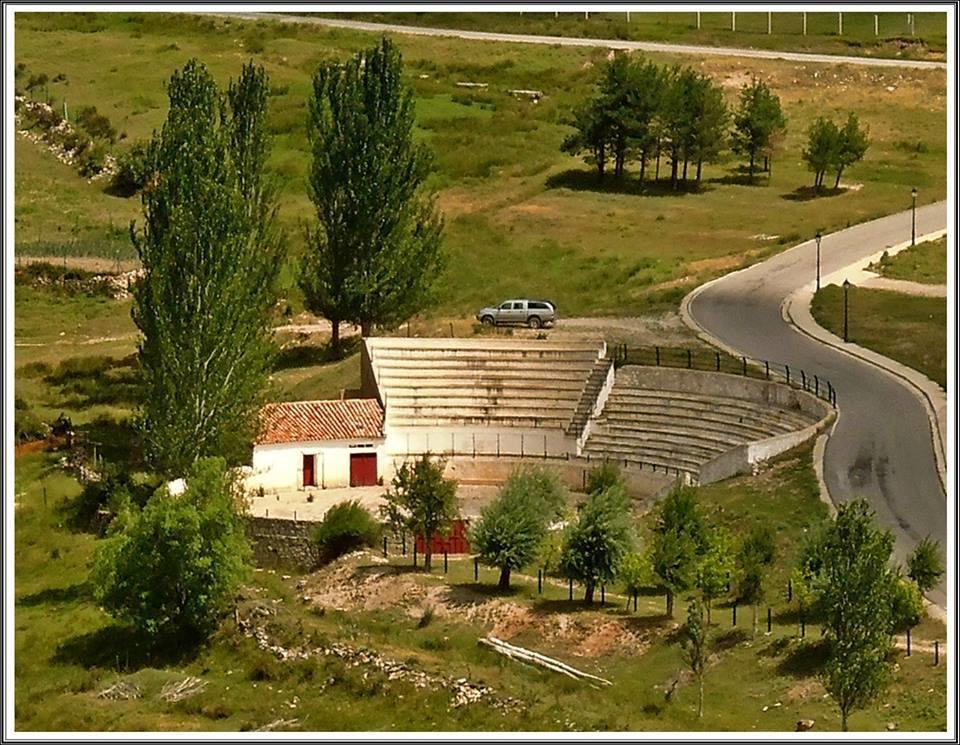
361, 336, 833, 497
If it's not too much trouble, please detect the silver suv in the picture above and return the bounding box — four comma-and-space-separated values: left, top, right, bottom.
476, 299, 557, 329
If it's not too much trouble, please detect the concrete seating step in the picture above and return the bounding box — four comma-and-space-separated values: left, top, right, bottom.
607, 391, 817, 429
597, 410, 783, 441
602, 401, 804, 435
387, 414, 570, 428
591, 425, 735, 452
585, 433, 721, 462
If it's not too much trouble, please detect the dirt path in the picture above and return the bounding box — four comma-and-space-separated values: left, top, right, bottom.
860, 276, 947, 297
15, 255, 140, 273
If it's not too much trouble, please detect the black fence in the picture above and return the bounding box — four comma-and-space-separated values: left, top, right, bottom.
611, 344, 837, 408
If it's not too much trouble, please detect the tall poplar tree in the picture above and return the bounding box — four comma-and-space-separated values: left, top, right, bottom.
301, 37, 444, 342
132, 59, 281, 475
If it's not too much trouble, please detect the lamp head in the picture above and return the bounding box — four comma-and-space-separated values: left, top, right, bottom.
912, 187, 918, 199
843, 279, 851, 289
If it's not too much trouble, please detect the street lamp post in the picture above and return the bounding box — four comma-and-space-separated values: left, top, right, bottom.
911, 187, 918, 246
815, 230, 823, 291
843, 279, 851, 343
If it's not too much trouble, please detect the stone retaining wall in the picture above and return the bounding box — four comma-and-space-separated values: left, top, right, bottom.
245, 516, 320, 571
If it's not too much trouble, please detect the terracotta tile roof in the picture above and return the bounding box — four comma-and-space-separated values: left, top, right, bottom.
257, 399, 383, 445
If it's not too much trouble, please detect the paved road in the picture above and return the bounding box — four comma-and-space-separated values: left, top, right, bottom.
687, 202, 949, 604
216, 12, 947, 70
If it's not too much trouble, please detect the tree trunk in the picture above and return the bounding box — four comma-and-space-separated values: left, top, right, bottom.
682, 158, 689, 183
639, 154, 646, 186
706, 598, 712, 625
834, 166, 844, 189
424, 549, 432, 572
584, 583, 595, 604
763, 155, 769, 172
498, 565, 511, 590
655, 141, 661, 181
666, 589, 674, 617
841, 707, 848, 732
360, 320, 372, 337
752, 603, 758, 638
670, 156, 679, 190
597, 143, 606, 179
696, 159, 703, 184
330, 319, 341, 354
748, 152, 755, 180
698, 676, 704, 718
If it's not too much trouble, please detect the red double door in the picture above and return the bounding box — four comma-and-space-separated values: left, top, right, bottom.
349, 452, 378, 487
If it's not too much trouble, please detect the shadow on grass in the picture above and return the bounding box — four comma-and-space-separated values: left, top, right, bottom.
53, 623, 203, 673
544, 169, 704, 197
17, 582, 91, 607
74, 415, 145, 471
775, 638, 829, 678
781, 185, 849, 202
707, 172, 771, 187
45, 353, 142, 410
273, 336, 361, 370
445, 582, 522, 604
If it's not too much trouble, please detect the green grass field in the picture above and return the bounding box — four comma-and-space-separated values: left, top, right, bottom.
811, 284, 946, 389
14, 12, 947, 319
871, 236, 948, 284
14, 440, 947, 732
312, 11, 947, 61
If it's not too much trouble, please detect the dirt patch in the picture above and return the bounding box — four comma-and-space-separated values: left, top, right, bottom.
786, 679, 824, 704
16, 255, 140, 273
302, 556, 655, 658
15, 439, 48, 458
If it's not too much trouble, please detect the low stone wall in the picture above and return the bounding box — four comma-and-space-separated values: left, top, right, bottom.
245, 516, 320, 571
617, 366, 831, 421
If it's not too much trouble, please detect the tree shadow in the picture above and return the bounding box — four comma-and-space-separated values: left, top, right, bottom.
444, 582, 521, 606
711, 628, 749, 652
273, 336, 361, 371
44, 353, 141, 410
17, 582, 91, 607
53, 623, 202, 673
74, 414, 146, 472
708, 172, 771, 187
781, 186, 849, 202
544, 169, 705, 198
775, 639, 829, 678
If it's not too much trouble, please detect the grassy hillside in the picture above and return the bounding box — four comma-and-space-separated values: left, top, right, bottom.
871, 236, 948, 285
14, 12, 946, 319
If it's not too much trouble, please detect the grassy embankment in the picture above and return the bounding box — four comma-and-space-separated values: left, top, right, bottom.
811, 284, 946, 389
313, 11, 947, 61
870, 236, 947, 285
15, 11, 947, 321
14, 440, 947, 732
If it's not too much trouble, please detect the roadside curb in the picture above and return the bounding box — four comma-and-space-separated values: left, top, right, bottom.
781, 231, 948, 495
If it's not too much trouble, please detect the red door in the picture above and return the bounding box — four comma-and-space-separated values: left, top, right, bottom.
302, 454, 315, 487
350, 453, 378, 487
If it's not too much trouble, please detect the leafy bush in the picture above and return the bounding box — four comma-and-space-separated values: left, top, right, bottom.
48, 355, 114, 383
111, 140, 151, 196
77, 140, 109, 176
18, 361, 53, 379
585, 460, 624, 496
15, 406, 47, 443
75, 105, 117, 143
91, 457, 253, 639
312, 500, 382, 562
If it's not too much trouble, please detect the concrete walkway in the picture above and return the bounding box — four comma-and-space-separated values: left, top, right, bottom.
206, 12, 946, 70
860, 276, 947, 297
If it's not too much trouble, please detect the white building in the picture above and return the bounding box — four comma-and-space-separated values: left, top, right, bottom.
248, 399, 385, 492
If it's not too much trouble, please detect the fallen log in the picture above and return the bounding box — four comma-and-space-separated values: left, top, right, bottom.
480, 636, 612, 686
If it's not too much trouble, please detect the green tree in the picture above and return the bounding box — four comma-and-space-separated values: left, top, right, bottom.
560, 485, 633, 604
300, 37, 444, 344
802, 116, 842, 191
737, 525, 777, 637
132, 59, 281, 475
686, 72, 729, 184
890, 573, 924, 633
682, 598, 709, 718
380, 454, 458, 572
906, 536, 944, 594
91, 457, 252, 639
628, 58, 666, 185
585, 459, 625, 496
833, 112, 870, 188
809, 500, 898, 732
650, 484, 708, 616
561, 98, 613, 179
731, 78, 786, 181
696, 527, 734, 624
619, 551, 649, 605
471, 467, 566, 589
312, 500, 382, 563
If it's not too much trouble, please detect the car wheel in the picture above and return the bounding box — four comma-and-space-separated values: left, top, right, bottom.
481, 315, 495, 327
527, 316, 542, 329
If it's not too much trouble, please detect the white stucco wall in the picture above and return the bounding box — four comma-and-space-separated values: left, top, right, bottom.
249, 438, 386, 491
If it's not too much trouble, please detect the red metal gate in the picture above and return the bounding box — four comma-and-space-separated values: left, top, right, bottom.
302, 454, 315, 487
349, 452, 378, 487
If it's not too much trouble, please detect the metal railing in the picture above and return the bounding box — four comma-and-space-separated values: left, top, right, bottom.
610, 344, 837, 408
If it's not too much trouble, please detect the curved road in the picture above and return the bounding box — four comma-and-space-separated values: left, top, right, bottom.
687, 202, 948, 604
213, 13, 946, 70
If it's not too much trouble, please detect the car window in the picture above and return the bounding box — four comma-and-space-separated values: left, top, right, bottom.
529, 302, 548, 310
499, 302, 511, 310
512, 302, 524, 310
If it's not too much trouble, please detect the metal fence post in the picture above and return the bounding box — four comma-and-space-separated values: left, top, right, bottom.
733, 603, 737, 626
801, 370, 807, 390
383, 536, 388, 558
715, 352, 721, 371
686, 349, 692, 369
569, 577, 573, 601
765, 361, 770, 380
785, 365, 790, 384
906, 626, 911, 656
474, 557, 479, 582
788, 578, 792, 602
413, 541, 417, 567
538, 568, 542, 594
655, 346, 660, 366
444, 550, 448, 573
741, 357, 747, 376
935, 640, 940, 666
767, 607, 772, 633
